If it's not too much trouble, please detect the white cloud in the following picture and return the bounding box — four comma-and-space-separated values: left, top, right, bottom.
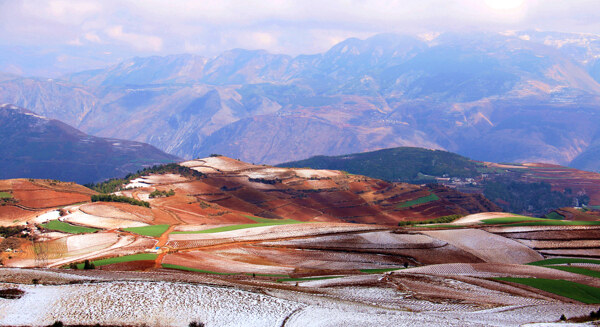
106, 25, 163, 52
84, 32, 102, 43
2, 0, 600, 75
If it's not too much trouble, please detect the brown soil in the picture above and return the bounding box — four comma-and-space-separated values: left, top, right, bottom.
10, 179, 91, 208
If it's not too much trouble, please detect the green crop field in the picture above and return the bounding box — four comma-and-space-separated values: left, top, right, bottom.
243, 214, 301, 224
545, 211, 566, 220
494, 277, 600, 303
40, 220, 98, 234
481, 216, 548, 224
161, 263, 240, 275
528, 258, 600, 266
122, 224, 170, 237
0, 192, 12, 199
397, 193, 439, 208
277, 275, 344, 282
76, 253, 157, 269
359, 267, 404, 274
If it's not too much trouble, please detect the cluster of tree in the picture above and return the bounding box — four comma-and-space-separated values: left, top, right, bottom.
483, 179, 588, 216
397, 214, 462, 226
68, 260, 95, 270
248, 177, 281, 184
590, 308, 600, 320
85, 163, 204, 193
279, 147, 481, 183
149, 189, 175, 198
0, 198, 17, 206
91, 194, 150, 208
0, 226, 26, 238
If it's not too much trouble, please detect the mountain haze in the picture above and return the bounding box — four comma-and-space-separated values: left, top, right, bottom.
2, 32, 600, 169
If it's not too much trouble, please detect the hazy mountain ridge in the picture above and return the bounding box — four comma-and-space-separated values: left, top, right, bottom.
0, 104, 179, 183
3, 31, 600, 169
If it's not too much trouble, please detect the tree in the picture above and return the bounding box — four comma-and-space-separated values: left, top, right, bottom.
83, 260, 95, 270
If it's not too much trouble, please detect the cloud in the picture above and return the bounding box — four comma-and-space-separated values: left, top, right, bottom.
2, 0, 600, 75
84, 32, 102, 43
106, 25, 163, 52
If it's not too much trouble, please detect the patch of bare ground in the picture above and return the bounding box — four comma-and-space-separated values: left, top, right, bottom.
396, 263, 600, 287
65, 210, 148, 229
79, 202, 153, 222
539, 249, 600, 257
496, 229, 600, 240
389, 273, 554, 306
420, 229, 543, 264
0, 206, 37, 225
485, 225, 600, 233
451, 212, 516, 225
10, 179, 92, 208
515, 239, 600, 249
203, 244, 406, 272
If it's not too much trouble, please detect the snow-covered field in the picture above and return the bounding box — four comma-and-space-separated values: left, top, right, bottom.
451, 212, 516, 225
422, 229, 543, 264
0, 278, 595, 327
0, 281, 300, 326
65, 210, 149, 229
31, 210, 60, 224
123, 178, 151, 189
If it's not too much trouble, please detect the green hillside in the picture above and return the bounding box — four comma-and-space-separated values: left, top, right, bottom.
278, 147, 480, 183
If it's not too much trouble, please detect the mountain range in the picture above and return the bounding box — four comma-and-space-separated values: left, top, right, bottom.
2, 31, 600, 170
0, 104, 178, 183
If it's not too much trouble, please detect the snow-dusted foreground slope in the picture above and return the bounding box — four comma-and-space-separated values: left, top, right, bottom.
0, 278, 596, 327
0, 281, 298, 326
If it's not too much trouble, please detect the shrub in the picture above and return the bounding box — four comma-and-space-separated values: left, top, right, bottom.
91, 194, 150, 208
398, 214, 462, 226
85, 163, 204, 193
83, 260, 95, 270
149, 189, 175, 198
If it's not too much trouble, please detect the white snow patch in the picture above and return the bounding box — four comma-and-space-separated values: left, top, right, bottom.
32, 210, 60, 224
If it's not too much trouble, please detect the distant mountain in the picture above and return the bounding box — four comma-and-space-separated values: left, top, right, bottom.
3, 32, 600, 169
0, 104, 179, 183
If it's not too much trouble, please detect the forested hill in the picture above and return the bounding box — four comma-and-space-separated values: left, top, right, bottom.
278, 147, 481, 183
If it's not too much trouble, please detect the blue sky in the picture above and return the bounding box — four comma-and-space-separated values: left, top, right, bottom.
1, 0, 600, 76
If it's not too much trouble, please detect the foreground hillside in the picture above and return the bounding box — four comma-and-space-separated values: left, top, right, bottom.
0, 104, 179, 183
2, 158, 600, 325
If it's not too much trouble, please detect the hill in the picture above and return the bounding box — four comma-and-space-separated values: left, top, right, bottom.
0, 157, 599, 326
278, 147, 480, 184
281, 147, 600, 217
0, 104, 179, 184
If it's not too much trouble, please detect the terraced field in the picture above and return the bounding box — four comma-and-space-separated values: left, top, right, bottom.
1, 157, 600, 326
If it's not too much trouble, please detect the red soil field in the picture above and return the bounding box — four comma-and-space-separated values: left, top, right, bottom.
10, 179, 92, 208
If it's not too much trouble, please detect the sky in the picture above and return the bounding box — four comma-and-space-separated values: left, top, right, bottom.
1, 0, 600, 76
